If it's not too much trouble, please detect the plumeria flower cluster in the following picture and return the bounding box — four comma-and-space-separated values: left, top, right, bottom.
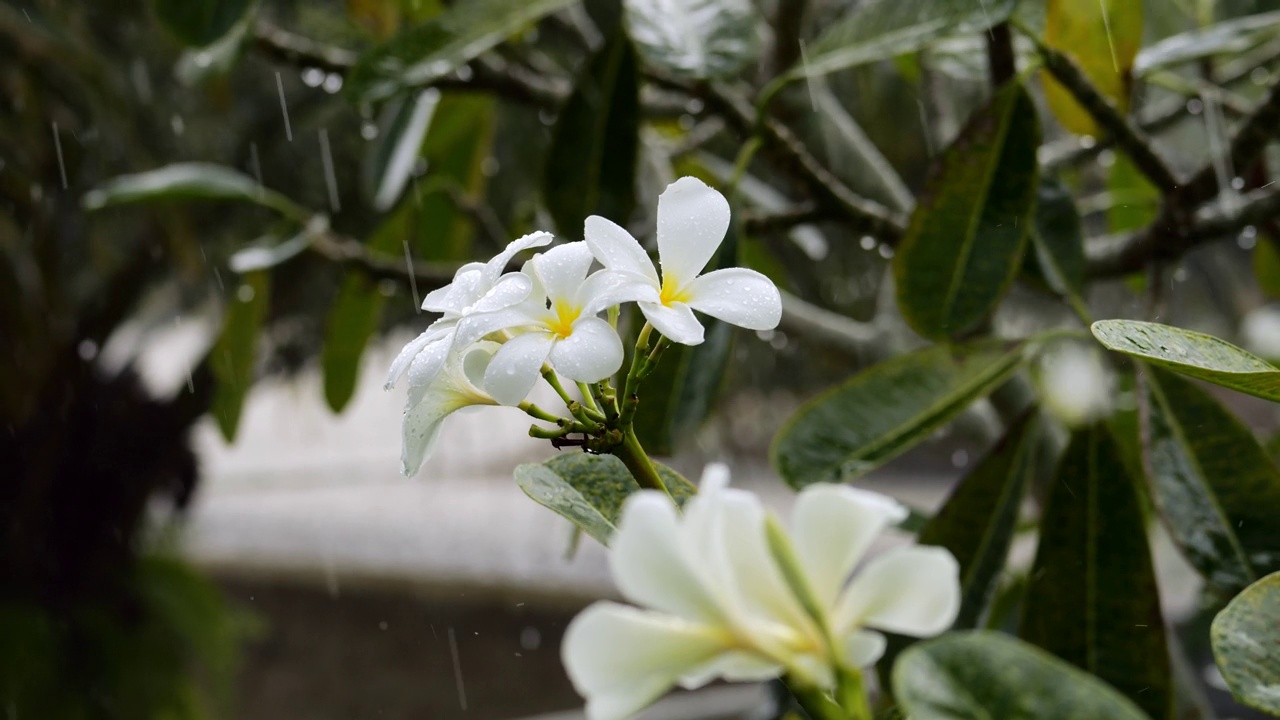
561, 466, 961, 720
387, 177, 782, 476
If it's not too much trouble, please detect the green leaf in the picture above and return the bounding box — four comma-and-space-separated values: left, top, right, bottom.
1211, 571, 1280, 715
1134, 10, 1280, 78
414, 94, 496, 262
1028, 177, 1085, 298
153, 0, 254, 47
363, 88, 442, 212
1018, 424, 1171, 720
1254, 237, 1280, 299
174, 16, 249, 86
771, 340, 1027, 488
210, 271, 269, 442
921, 411, 1040, 629
789, 0, 1015, 80
1091, 319, 1280, 402
544, 29, 639, 236
513, 453, 696, 545
624, 0, 758, 79
1141, 366, 1280, 592
228, 226, 316, 273
1107, 154, 1160, 235
893, 83, 1040, 340
346, 0, 577, 103
322, 276, 387, 413
893, 631, 1151, 720
632, 318, 733, 455
1042, 0, 1142, 136
82, 163, 304, 220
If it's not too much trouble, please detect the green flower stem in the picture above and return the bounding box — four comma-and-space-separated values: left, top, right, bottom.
576, 382, 604, 416
639, 336, 670, 379
785, 676, 849, 720
613, 427, 669, 496
835, 667, 873, 720
541, 365, 577, 408
620, 322, 655, 427
595, 380, 620, 420
519, 401, 570, 425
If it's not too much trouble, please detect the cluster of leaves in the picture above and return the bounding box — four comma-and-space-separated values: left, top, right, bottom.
25, 0, 1280, 717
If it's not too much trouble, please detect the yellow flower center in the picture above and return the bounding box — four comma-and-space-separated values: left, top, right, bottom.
659, 275, 691, 306
547, 299, 581, 338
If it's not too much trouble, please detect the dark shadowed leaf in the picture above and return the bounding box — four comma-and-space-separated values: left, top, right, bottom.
1254, 238, 1280, 299
210, 271, 269, 442
893, 631, 1150, 720
1019, 424, 1171, 719
1141, 366, 1280, 592
624, 0, 757, 79
1028, 177, 1085, 297
414, 94, 495, 262
82, 163, 306, 220
920, 411, 1039, 629
771, 340, 1026, 488
346, 0, 577, 103
631, 318, 733, 456
1135, 10, 1280, 77
514, 453, 695, 545
1107, 154, 1159, 235
153, 0, 254, 47
363, 88, 441, 212
894, 83, 1040, 340
790, 0, 1015, 80
544, 30, 639, 236
1211, 571, 1280, 715
1092, 319, 1280, 402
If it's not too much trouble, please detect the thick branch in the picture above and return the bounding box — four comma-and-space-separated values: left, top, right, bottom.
1038, 44, 1180, 195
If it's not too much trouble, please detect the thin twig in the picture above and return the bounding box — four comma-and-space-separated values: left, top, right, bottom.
1173, 78, 1280, 211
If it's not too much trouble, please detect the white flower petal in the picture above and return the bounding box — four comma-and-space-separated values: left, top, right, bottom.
405, 336, 453, 408
452, 306, 539, 348
549, 317, 624, 383
677, 650, 782, 690
423, 268, 483, 314
834, 546, 960, 638
533, 241, 596, 302
561, 603, 730, 720
656, 177, 730, 285
584, 215, 660, 285
469, 272, 533, 314
639, 301, 705, 345
790, 484, 907, 610
482, 230, 553, 286
401, 389, 462, 476
612, 492, 724, 623
578, 270, 661, 316
686, 268, 783, 331
843, 629, 887, 668
386, 324, 448, 389
482, 331, 555, 406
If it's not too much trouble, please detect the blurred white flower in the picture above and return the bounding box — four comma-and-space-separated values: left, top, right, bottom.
584, 176, 782, 345
1038, 342, 1114, 427
385, 231, 552, 395
561, 466, 960, 720
399, 341, 501, 476
476, 242, 649, 406
1241, 306, 1280, 360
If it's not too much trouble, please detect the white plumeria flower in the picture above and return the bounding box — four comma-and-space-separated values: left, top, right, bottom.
399, 341, 501, 476
584, 176, 782, 345
474, 241, 647, 406
385, 231, 552, 395
561, 466, 960, 720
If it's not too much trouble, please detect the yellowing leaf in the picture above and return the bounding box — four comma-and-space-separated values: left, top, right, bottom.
1042, 0, 1143, 136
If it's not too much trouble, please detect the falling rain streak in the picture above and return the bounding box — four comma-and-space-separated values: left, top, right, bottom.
447, 627, 468, 711
275, 71, 293, 142
51, 122, 67, 189
319, 129, 340, 212
403, 238, 421, 312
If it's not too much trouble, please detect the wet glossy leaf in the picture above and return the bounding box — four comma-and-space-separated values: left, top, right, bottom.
1092, 319, 1280, 402
624, 0, 757, 79
1019, 424, 1171, 720
1254, 238, 1280, 299
894, 83, 1040, 340
346, 0, 576, 103
771, 340, 1026, 488
513, 453, 695, 545
544, 30, 639, 236
1141, 366, 1280, 592
228, 227, 315, 273
791, 0, 1015, 80
1211, 571, 1280, 715
1135, 10, 1280, 77
363, 88, 441, 212
1028, 177, 1085, 297
920, 411, 1040, 629
174, 17, 249, 85
210, 271, 269, 442
82, 163, 305, 220
153, 0, 254, 47
893, 631, 1151, 720
1042, 0, 1142, 136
